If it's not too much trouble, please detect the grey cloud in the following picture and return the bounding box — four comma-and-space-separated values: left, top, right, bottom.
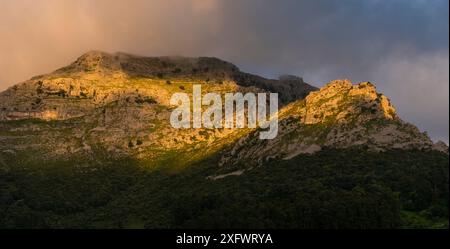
373, 52, 449, 143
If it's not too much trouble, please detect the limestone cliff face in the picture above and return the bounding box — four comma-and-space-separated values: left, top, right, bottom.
217, 80, 447, 171
0, 51, 315, 122
0, 51, 446, 170
303, 80, 396, 124
0, 51, 316, 164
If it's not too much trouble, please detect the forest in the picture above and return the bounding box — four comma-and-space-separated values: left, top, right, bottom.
0, 148, 448, 229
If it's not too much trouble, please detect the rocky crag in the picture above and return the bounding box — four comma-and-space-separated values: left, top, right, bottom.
0, 51, 446, 172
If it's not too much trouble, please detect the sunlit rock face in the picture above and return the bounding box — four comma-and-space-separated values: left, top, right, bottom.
217, 79, 445, 171
303, 80, 396, 125
0, 51, 446, 173
0, 51, 318, 163
0, 51, 316, 122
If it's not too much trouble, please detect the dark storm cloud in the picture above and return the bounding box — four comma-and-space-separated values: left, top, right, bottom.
0, 0, 448, 142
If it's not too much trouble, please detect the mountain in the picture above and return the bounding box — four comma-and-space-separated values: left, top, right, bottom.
0, 51, 315, 120
0, 51, 448, 229
217, 80, 447, 174
0, 51, 316, 164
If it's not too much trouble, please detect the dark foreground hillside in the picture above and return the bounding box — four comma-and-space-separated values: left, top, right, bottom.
0, 148, 448, 229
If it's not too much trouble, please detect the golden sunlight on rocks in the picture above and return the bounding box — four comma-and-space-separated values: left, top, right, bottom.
41, 110, 59, 120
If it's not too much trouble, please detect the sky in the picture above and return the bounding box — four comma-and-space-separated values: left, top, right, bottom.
0, 0, 448, 142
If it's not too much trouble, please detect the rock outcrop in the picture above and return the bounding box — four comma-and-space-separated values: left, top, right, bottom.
0, 51, 316, 122
0, 51, 445, 174
217, 79, 442, 171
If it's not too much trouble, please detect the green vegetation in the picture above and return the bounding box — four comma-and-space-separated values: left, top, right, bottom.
0, 148, 447, 228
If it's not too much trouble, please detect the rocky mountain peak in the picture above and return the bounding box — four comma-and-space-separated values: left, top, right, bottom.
0, 52, 444, 173
0, 51, 318, 123
217, 79, 441, 169
53, 51, 241, 81
303, 80, 396, 125
54, 51, 122, 74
